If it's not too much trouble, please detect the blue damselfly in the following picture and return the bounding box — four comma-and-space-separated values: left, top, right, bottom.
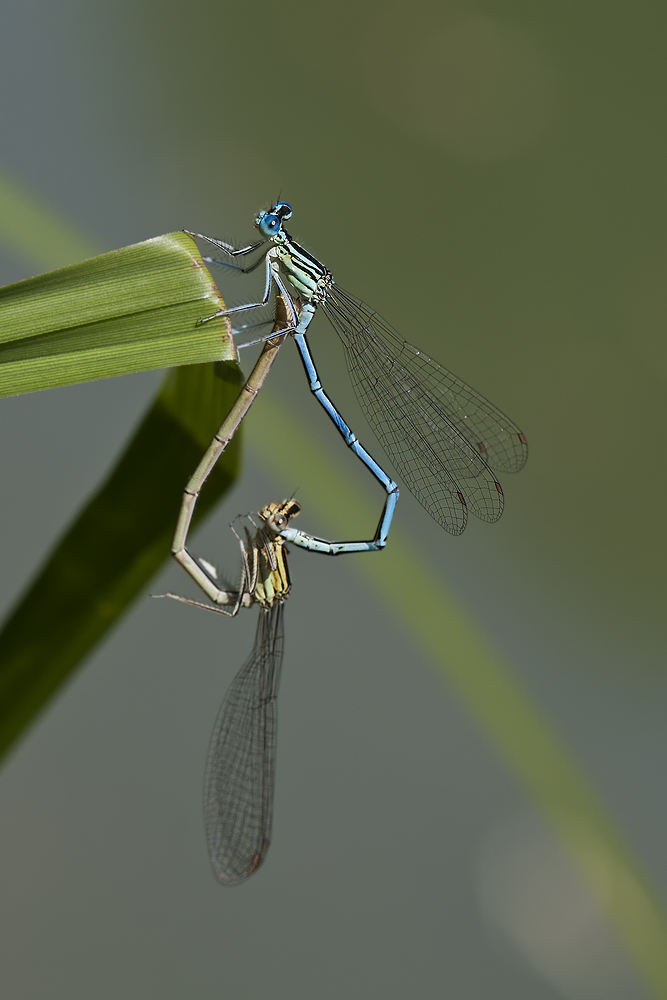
181, 201, 527, 559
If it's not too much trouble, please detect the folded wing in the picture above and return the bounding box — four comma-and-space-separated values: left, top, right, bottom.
204, 602, 284, 884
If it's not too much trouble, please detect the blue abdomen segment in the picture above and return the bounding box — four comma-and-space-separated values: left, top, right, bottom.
291, 328, 399, 552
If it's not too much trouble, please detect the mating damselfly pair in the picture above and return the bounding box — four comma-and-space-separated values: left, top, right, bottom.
165, 201, 528, 884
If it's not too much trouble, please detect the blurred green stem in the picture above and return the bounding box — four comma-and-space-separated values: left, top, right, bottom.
0, 360, 243, 760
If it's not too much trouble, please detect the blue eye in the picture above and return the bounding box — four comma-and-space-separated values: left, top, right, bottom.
258, 213, 281, 237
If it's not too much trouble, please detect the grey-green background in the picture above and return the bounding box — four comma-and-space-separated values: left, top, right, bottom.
0, 2, 665, 998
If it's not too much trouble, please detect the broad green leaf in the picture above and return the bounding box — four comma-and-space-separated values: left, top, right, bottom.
0, 232, 234, 397
0, 359, 243, 760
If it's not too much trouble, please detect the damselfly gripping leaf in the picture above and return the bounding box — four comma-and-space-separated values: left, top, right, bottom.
185, 201, 527, 542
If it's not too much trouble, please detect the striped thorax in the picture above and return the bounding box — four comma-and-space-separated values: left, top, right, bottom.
249, 499, 301, 607
268, 232, 332, 304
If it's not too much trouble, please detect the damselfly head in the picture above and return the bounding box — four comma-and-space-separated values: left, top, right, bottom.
255, 201, 292, 238
259, 498, 301, 533
255, 210, 280, 237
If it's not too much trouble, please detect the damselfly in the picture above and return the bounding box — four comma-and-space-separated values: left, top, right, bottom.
184, 201, 527, 550
171, 295, 388, 608
160, 498, 302, 884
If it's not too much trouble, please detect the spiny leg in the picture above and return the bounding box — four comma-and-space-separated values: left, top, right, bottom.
183, 229, 265, 258
152, 592, 249, 616
199, 252, 276, 324
162, 519, 256, 616
202, 249, 269, 276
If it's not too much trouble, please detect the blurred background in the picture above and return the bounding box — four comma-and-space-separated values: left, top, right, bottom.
0, 2, 666, 998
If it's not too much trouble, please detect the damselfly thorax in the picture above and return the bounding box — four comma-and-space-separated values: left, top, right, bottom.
247, 499, 299, 607
268, 232, 333, 304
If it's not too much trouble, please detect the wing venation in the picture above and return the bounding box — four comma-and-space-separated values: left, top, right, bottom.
204, 602, 284, 885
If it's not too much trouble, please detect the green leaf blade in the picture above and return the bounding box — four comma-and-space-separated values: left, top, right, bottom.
0, 361, 244, 760
0, 233, 234, 396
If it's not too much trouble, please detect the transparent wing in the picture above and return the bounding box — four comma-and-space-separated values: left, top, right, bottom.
204, 602, 284, 885
322, 285, 527, 534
